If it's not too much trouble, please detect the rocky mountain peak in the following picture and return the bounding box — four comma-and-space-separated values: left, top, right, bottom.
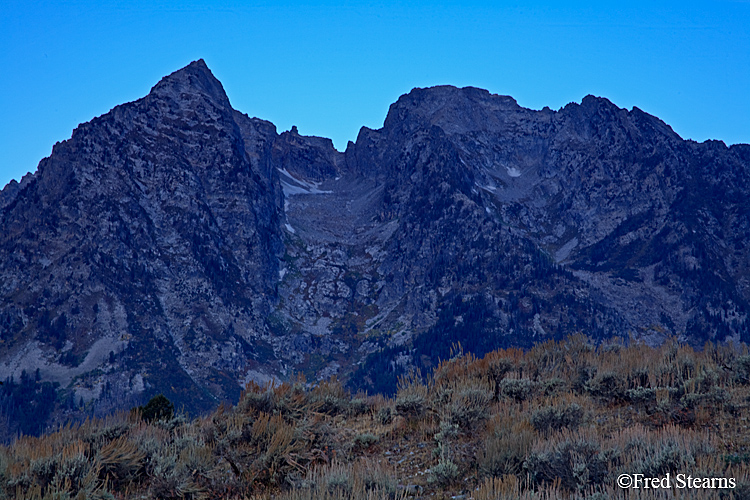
383, 85, 522, 135
559, 94, 682, 145
147, 59, 232, 110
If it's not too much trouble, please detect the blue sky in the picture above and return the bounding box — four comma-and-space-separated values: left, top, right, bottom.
2, 1, 749, 188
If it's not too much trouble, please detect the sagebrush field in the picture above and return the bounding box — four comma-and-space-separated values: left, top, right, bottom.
3, 336, 750, 499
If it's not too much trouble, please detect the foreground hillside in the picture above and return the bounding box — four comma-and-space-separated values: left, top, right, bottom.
2, 337, 750, 499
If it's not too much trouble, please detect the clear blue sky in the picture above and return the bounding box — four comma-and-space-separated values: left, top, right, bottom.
2, 1, 749, 188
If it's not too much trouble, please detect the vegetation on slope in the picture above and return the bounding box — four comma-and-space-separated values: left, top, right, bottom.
2, 336, 750, 499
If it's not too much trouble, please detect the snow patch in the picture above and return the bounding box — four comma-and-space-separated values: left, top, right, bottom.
554, 237, 579, 263
278, 168, 333, 196
284, 223, 296, 234
506, 166, 522, 177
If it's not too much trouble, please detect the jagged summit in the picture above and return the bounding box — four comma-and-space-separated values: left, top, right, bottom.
148, 59, 232, 109
383, 85, 522, 135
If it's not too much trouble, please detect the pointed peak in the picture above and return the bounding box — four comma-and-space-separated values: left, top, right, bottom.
148, 59, 231, 108
191, 58, 209, 69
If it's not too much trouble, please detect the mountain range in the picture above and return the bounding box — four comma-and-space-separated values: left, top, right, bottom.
1, 60, 748, 434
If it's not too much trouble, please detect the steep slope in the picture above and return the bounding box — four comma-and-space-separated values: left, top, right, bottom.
0, 60, 283, 416
1, 63, 748, 431
279, 86, 750, 391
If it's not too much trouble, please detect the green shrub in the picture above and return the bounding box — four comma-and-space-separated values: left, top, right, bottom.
499, 378, 535, 402
136, 394, 174, 423
354, 433, 379, 450
690, 370, 718, 393
358, 460, 397, 497
635, 442, 694, 476
585, 371, 625, 402
395, 385, 427, 418
523, 438, 612, 492
310, 379, 351, 416
376, 406, 393, 425
681, 387, 730, 409
428, 458, 460, 487
734, 355, 750, 385
447, 383, 493, 429
530, 403, 583, 434
625, 387, 656, 405
147, 441, 205, 500
628, 368, 650, 388
487, 357, 513, 385
478, 424, 534, 477
237, 386, 275, 414
348, 398, 370, 416
434, 421, 459, 446
541, 378, 565, 396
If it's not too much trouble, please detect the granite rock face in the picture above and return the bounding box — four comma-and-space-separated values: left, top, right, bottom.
1, 62, 748, 427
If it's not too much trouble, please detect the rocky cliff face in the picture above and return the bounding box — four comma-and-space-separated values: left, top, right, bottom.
1, 61, 748, 430
0, 61, 283, 418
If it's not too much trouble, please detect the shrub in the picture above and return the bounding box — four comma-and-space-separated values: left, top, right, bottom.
353, 433, 379, 450
635, 442, 694, 476
278, 461, 398, 500
690, 370, 718, 393
541, 378, 565, 396
324, 464, 351, 494
628, 367, 650, 388
681, 387, 730, 409
310, 378, 351, 416
136, 394, 175, 423
479, 432, 534, 478
348, 397, 370, 416
444, 380, 493, 429
530, 403, 583, 435
734, 355, 750, 385
523, 437, 612, 492
428, 458, 460, 487
395, 382, 428, 419
376, 406, 393, 425
499, 378, 535, 402
237, 383, 275, 414
487, 356, 513, 386
585, 371, 625, 402
625, 386, 656, 405
432, 420, 459, 465
358, 459, 397, 497
24, 441, 103, 500
97, 436, 146, 488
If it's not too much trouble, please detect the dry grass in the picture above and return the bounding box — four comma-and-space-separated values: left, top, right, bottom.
2, 337, 750, 499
